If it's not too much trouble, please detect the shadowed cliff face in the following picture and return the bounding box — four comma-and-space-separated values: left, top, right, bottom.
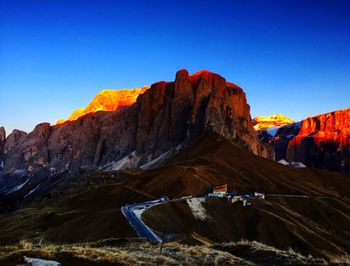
0, 69, 272, 197
257, 108, 350, 175
0, 127, 5, 155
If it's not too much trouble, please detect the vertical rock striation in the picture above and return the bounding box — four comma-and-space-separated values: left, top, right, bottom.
0, 69, 272, 196
286, 109, 350, 174
257, 108, 350, 175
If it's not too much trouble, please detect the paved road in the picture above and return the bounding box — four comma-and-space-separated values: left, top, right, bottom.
266, 193, 331, 199
121, 196, 169, 242
122, 193, 345, 244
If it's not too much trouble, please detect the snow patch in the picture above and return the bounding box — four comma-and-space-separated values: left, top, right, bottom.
24, 256, 60, 266
102, 151, 141, 171
267, 126, 281, 137
141, 144, 182, 170
278, 159, 289, 165
278, 159, 306, 168
13, 169, 26, 176
24, 184, 40, 198
4, 178, 29, 195
186, 197, 210, 221
290, 161, 306, 168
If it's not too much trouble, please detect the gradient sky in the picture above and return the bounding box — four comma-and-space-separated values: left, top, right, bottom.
1, 0, 349, 134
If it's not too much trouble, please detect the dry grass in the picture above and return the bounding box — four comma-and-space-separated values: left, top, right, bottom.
0, 239, 336, 266
0, 240, 249, 266
331, 254, 350, 264
213, 240, 327, 265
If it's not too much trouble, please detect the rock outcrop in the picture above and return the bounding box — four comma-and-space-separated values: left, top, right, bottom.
286, 109, 350, 174
0, 69, 273, 197
253, 114, 294, 131
56, 87, 149, 125
0, 127, 5, 155
258, 108, 350, 175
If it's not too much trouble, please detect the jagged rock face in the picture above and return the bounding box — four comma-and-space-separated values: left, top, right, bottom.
258, 108, 350, 175
263, 122, 302, 161
286, 109, 350, 174
0, 127, 5, 154
0, 69, 272, 196
2, 125, 50, 176
56, 87, 149, 125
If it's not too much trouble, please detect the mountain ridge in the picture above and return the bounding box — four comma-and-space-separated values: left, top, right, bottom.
256, 108, 350, 175
253, 114, 294, 131
0, 69, 272, 201
56, 86, 150, 125
1, 133, 349, 260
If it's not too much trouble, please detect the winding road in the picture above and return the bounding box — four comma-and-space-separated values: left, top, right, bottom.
121, 192, 345, 245
121, 196, 169, 242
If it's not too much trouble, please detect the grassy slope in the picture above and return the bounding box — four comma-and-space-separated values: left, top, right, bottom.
0, 134, 349, 259
139, 135, 350, 259
0, 240, 329, 266
143, 197, 350, 259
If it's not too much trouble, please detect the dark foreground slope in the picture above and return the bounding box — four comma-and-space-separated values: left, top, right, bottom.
0, 134, 349, 260
0, 240, 329, 265
141, 135, 350, 259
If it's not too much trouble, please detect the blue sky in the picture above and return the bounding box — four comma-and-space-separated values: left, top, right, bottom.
1, 0, 349, 134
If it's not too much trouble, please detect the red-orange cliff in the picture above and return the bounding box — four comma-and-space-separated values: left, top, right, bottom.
287, 109, 350, 168
289, 109, 350, 145
56, 86, 149, 125
257, 108, 350, 174
1, 69, 273, 187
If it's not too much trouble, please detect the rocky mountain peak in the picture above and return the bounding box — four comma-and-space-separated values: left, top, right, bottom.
256, 108, 350, 175
0, 69, 273, 198
253, 114, 294, 130
56, 86, 150, 125
286, 108, 350, 173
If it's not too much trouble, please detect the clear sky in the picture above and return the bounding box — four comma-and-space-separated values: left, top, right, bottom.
1, 0, 349, 134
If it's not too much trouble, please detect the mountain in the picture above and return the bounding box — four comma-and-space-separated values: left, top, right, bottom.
253, 114, 294, 131
257, 108, 350, 175
1, 70, 349, 261
0, 69, 273, 201
56, 87, 149, 125
0, 134, 349, 260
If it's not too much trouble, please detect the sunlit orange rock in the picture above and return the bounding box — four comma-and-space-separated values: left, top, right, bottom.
288, 108, 350, 150
1, 69, 275, 198
253, 114, 294, 130
255, 108, 350, 174
271, 108, 350, 174
56, 87, 149, 125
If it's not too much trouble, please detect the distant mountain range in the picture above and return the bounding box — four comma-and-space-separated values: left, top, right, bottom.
1, 70, 350, 261
253, 114, 294, 130
1, 70, 349, 205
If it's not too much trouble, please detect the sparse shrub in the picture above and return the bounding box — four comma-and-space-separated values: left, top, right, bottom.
0, 240, 336, 265
331, 254, 350, 264
19, 239, 33, 250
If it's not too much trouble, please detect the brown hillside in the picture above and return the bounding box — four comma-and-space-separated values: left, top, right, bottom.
0, 134, 349, 260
